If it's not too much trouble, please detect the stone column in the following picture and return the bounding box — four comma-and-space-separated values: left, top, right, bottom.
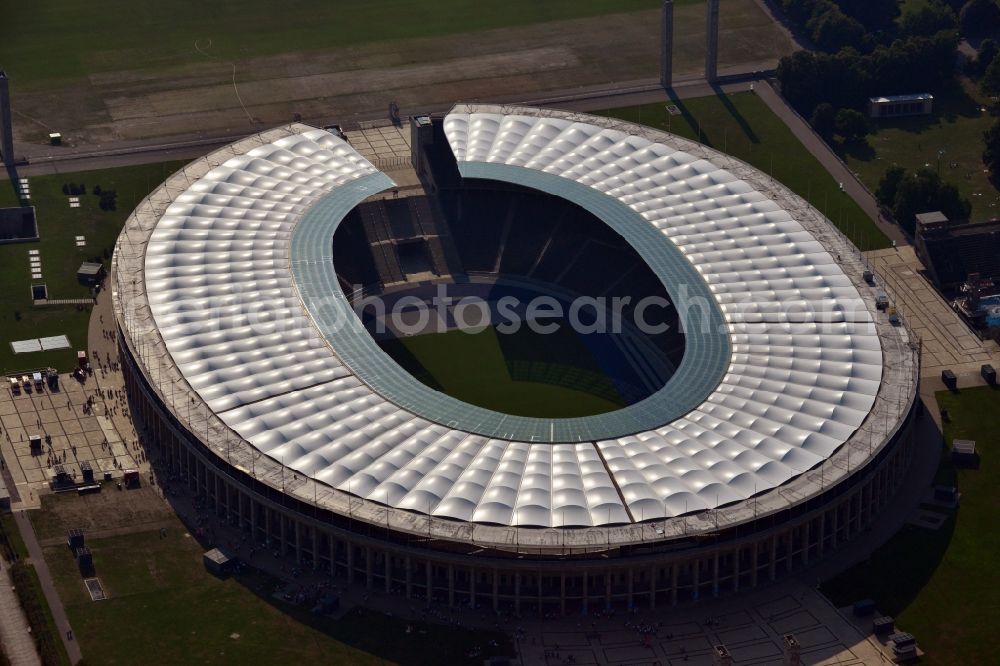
365, 548, 373, 590
251, 499, 259, 542
470, 567, 476, 608
294, 520, 301, 565
492, 569, 499, 612
802, 522, 810, 566
712, 553, 720, 597
661, 1, 675, 89
279, 514, 286, 556
769, 536, 778, 581
327, 533, 334, 573
818, 515, 826, 557
627, 569, 634, 610
705, 0, 720, 83
832, 508, 840, 549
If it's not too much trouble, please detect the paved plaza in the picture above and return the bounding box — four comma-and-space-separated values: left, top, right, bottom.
512, 581, 886, 666
866, 246, 1000, 387
343, 122, 412, 166
0, 374, 137, 509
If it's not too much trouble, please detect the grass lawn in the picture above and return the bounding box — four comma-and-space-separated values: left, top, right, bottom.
385, 326, 624, 417
0, 512, 29, 561
0, 0, 675, 86
42, 527, 511, 666
602, 92, 891, 251
0, 161, 185, 374
841, 78, 999, 224
819, 386, 1000, 666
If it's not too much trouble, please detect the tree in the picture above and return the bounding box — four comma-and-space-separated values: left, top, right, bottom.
809, 9, 866, 52
891, 168, 971, 234
782, 0, 820, 25
970, 38, 999, 76
777, 50, 826, 115
982, 53, 1000, 94
983, 118, 1000, 185
835, 0, 901, 31
835, 108, 870, 141
960, 0, 1000, 38
98, 189, 118, 211
810, 103, 837, 139
899, 0, 959, 37
876, 165, 906, 207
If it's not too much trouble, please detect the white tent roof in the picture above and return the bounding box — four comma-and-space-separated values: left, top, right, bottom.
134, 107, 886, 528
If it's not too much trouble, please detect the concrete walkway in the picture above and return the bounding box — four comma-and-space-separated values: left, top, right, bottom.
12, 511, 82, 665
0, 560, 41, 666
87, 293, 144, 476
755, 81, 907, 246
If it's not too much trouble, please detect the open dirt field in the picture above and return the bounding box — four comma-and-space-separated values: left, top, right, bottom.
5, 0, 793, 147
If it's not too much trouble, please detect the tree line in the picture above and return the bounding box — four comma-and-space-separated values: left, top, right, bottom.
776, 0, 1000, 232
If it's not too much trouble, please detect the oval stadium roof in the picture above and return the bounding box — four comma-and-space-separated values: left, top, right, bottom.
130, 105, 884, 529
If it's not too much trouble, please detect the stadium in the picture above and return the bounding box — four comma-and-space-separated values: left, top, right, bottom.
111, 104, 920, 614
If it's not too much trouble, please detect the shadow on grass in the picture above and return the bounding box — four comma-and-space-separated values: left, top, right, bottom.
666, 90, 714, 146
819, 439, 955, 616
134, 413, 514, 666
233, 568, 514, 666
839, 138, 875, 162
4, 161, 19, 198
711, 83, 759, 145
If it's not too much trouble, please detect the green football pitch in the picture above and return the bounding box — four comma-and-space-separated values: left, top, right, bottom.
381, 324, 626, 418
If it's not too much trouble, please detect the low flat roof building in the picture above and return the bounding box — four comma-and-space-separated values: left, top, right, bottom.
203, 548, 234, 577
869, 93, 933, 119
77, 261, 105, 285
915, 216, 1000, 294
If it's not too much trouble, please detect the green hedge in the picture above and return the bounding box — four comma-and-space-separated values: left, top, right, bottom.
9, 562, 70, 666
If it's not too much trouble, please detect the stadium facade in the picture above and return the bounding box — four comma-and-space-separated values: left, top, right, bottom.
113, 105, 920, 613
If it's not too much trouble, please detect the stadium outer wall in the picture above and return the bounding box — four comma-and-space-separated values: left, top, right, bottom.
119, 326, 919, 614
111, 119, 922, 614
